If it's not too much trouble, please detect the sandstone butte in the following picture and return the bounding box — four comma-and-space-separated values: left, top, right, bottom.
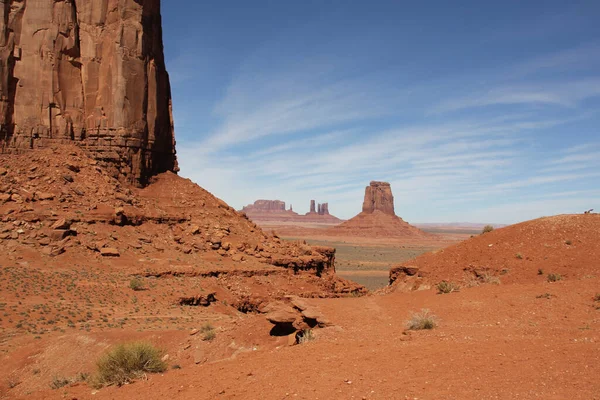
0, 0, 178, 186
327, 181, 430, 238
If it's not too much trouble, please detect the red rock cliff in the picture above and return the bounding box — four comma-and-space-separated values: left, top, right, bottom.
0, 0, 177, 185
362, 181, 395, 216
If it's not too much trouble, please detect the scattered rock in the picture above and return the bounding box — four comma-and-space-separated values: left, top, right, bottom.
100, 247, 120, 257
36, 192, 55, 201
179, 293, 216, 307
49, 230, 70, 241
51, 219, 71, 230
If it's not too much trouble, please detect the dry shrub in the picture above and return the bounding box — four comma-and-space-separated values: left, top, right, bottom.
406, 309, 438, 330
436, 281, 459, 294
129, 278, 144, 291
547, 273, 562, 282
93, 342, 166, 387
480, 272, 501, 285
298, 329, 315, 344
481, 225, 494, 234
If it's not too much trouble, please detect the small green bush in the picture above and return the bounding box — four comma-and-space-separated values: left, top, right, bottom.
593, 293, 600, 302
547, 273, 562, 282
129, 278, 145, 291
406, 309, 438, 330
565, 240, 572, 246
94, 342, 166, 387
436, 281, 459, 294
482, 225, 494, 234
515, 253, 523, 260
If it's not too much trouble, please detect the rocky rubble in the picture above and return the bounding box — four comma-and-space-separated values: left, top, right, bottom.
0, 145, 349, 280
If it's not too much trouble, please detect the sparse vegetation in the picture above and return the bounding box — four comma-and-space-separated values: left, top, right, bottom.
200, 322, 216, 341
406, 309, 438, 330
480, 272, 501, 285
593, 293, 600, 302
482, 225, 494, 234
565, 240, 572, 245
50, 376, 71, 390
537, 269, 544, 275
516, 253, 523, 260
547, 273, 562, 282
536, 293, 554, 299
298, 329, 315, 344
436, 281, 459, 294
93, 342, 166, 387
129, 278, 145, 291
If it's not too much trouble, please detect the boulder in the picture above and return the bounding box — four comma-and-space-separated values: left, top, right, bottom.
265, 306, 300, 324
51, 219, 70, 230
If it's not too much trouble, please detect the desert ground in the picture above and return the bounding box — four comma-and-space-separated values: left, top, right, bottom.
2, 148, 598, 399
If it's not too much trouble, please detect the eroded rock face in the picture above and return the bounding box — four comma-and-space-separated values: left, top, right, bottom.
0, 0, 177, 185
362, 181, 395, 215
318, 202, 329, 215
242, 200, 287, 213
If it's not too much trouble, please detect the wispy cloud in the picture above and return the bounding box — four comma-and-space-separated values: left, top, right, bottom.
173, 17, 600, 224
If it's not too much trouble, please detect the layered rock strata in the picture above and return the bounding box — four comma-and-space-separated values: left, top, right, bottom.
0, 0, 177, 185
362, 181, 395, 215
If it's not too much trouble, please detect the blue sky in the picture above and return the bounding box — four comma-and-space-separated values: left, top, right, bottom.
161, 0, 600, 224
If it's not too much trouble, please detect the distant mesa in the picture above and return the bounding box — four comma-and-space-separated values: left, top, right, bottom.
242, 200, 291, 214
327, 181, 429, 238
241, 199, 341, 223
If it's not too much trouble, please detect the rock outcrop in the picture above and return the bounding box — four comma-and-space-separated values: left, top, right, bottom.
0, 0, 177, 186
327, 181, 429, 238
241, 199, 342, 224
362, 181, 395, 216
318, 203, 330, 216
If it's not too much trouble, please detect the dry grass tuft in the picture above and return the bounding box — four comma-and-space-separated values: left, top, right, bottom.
547, 273, 562, 282
93, 342, 166, 387
406, 309, 438, 330
436, 281, 459, 294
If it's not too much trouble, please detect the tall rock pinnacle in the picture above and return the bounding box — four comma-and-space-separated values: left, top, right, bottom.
0, 0, 177, 186
362, 181, 395, 216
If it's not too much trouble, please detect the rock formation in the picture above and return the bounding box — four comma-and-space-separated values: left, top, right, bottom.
308, 200, 330, 216
242, 200, 289, 213
362, 181, 395, 216
0, 0, 177, 186
318, 203, 330, 216
241, 199, 341, 224
328, 181, 429, 238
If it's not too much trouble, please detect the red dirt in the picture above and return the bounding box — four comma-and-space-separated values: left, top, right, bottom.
23, 277, 600, 400
392, 214, 600, 287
